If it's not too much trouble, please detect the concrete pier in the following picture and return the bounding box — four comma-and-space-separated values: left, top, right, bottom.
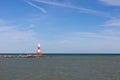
0, 55, 46, 58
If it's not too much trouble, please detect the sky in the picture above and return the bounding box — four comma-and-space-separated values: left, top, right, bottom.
0, 0, 120, 53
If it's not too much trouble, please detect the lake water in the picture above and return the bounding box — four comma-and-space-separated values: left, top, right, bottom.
0, 54, 120, 80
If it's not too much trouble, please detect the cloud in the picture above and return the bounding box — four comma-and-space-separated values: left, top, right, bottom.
0, 26, 15, 31
68, 31, 120, 41
99, 0, 120, 6
0, 19, 6, 25
101, 29, 120, 36
24, 0, 47, 13
33, 0, 114, 18
0, 20, 38, 53
1, 17, 120, 53
41, 31, 120, 53
1, 24, 120, 53
99, 19, 120, 39
101, 19, 120, 27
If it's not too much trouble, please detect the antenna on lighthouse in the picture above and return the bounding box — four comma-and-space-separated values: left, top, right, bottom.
36, 43, 42, 57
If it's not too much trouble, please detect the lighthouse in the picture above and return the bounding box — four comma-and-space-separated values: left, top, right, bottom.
36, 44, 42, 57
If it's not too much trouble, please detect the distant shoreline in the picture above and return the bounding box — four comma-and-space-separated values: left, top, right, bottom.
0, 53, 120, 58
0, 53, 120, 55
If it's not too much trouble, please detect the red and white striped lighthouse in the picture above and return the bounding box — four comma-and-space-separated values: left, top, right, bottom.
36, 44, 42, 57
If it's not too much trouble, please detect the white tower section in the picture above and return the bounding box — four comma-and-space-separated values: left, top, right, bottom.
38, 44, 41, 52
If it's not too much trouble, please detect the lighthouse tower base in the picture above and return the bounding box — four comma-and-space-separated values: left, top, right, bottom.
36, 52, 42, 57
